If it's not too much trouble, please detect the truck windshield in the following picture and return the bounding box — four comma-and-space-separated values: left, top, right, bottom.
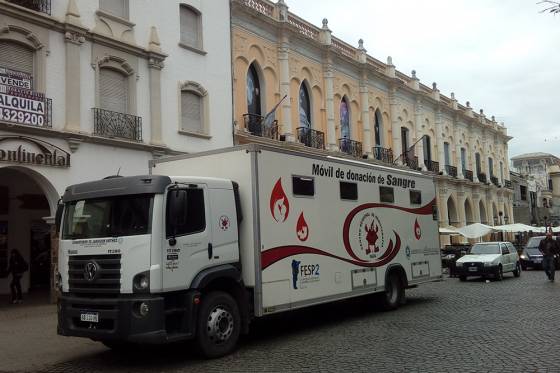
470, 244, 500, 255
62, 194, 153, 239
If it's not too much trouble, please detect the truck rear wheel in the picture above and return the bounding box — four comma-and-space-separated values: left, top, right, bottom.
196, 291, 241, 358
381, 272, 404, 311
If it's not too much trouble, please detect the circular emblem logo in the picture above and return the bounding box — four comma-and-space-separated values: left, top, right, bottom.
358, 213, 385, 259
84, 261, 98, 282
219, 215, 230, 231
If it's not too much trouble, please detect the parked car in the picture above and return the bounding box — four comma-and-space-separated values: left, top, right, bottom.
455, 242, 521, 281
519, 236, 560, 270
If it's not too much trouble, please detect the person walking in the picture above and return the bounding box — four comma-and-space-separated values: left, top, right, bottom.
7, 249, 28, 304
538, 231, 559, 282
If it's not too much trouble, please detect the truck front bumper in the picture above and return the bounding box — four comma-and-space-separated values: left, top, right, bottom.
57, 293, 198, 344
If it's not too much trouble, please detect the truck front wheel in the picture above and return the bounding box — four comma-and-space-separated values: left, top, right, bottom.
196, 291, 241, 358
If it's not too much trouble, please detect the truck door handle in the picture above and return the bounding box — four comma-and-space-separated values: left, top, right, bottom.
208, 243, 213, 260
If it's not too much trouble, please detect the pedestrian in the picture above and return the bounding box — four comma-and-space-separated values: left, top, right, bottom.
538, 230, 559, 282
7, 249, 28, 304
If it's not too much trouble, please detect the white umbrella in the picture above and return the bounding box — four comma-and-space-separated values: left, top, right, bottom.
455, 223, 495, 239
439, 226, 459, 235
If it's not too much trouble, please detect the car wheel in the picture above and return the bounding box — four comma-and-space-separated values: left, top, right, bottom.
196, 291, 241, 358
495, 265, 503, 281
513, 262, 521, 278
459, 276, 467, 282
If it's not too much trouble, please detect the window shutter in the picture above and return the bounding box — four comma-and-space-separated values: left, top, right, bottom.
100, 68, 128, 113
181, 91, 203, 133
100, 0, 127, 19
180, 6, 200, 48
0, 41, 34, 77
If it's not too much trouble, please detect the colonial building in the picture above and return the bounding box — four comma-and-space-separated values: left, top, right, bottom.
0, 0, 232, 297
231, 0, 514, 242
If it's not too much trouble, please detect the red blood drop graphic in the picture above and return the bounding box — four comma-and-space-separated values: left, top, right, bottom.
296, 212, 309, 241
414, 218, 421, 240
270, 178, 290, 222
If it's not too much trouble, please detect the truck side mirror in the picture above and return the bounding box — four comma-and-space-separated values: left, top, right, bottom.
55, 200, 64, 234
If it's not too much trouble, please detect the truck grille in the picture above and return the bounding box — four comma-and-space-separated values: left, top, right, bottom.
68, 255, 121, 295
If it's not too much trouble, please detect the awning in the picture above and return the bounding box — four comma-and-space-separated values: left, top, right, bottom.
439, 226, 459, 235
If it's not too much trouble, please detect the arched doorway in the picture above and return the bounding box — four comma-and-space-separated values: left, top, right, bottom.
464, 198, 474, 225
0, 167, 56, 300
447, 196, 458, 226
479, 200, 488, 224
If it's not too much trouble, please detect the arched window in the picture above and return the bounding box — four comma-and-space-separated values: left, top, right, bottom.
99, 68, 128, 114
299, 83, 311, 129
180, 4, 202, 50
100, 0, 128, 19
475, 152, 481, 175
374, 109, 383, 146
0, 41, 34, 84
423, 135, 432, 165
246, 64, 261, 117
340, 97, 350, 139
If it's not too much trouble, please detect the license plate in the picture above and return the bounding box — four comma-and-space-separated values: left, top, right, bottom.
80, 312, 99, 323
468, 267, 478, 272
534, 259, 542, 263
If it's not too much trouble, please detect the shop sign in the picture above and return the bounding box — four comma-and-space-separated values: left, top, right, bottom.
0, 136, 70, 168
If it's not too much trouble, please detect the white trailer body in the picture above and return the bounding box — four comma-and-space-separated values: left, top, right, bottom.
57, 144, 441, 357
150, 145, 442, 316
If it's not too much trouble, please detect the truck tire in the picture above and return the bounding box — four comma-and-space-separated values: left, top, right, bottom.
381, 272, 404, 311
196, 291, 241, 358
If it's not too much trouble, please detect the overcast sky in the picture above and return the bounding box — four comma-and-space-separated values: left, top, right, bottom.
289, 0, 560, 159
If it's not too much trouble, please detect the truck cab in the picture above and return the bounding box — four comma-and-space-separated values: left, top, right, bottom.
57, 175, 246, 356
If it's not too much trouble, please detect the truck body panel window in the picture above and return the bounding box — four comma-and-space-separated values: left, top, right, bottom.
292, 176, 315, 197
379, 186, 394, 203
340, 181, 358, 200
409, 190, 422, 205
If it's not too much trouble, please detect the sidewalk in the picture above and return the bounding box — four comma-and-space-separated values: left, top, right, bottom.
0, 292, 106, 373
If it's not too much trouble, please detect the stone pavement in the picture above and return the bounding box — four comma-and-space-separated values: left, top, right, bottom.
2, 270, 560, 372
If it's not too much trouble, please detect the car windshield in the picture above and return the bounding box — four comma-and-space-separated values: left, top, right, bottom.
470, 244, 500, 255
526, 236, 555, 248
62, 194, 153, 239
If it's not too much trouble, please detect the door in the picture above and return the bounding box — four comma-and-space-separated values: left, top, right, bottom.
500, 243, 512, 272
163, 185, 211, 291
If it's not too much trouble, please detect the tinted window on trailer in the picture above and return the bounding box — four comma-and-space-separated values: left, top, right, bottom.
292, 176, 315, 197
410, 190, 422, 205
380, 186, 394, 203
340, 182, 358, 200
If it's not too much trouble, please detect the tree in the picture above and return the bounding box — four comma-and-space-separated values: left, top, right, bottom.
539, 0, 560, 14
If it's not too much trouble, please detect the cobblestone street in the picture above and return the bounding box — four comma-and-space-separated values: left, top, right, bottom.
2, 270, 560, 373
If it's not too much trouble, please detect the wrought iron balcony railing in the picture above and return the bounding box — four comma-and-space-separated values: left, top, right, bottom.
93, 108, 142, 142
296, 127, 325, 149
242, 113, 279, 140
504, 179, 513, 189
477, 172, 487, 183
373, 146, 393, 163
425, 160, 440, 173
445, 165, 458, 178
338, 138, 362, 158
7, 0, 51, 15
402, 150, 418, 170
490, 176, 500, 186
464, 169, 474, 182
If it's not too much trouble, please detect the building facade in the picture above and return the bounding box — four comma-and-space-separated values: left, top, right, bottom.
0, 0, 232, 296
231, 0, 514, 243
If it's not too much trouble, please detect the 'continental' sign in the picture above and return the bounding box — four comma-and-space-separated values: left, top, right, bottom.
0, 136, 70, 168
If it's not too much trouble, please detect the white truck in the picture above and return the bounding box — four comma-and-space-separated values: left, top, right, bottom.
56, 144, 442, 357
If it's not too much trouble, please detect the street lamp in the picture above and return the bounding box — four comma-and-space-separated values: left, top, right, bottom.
499, 211, 504, 241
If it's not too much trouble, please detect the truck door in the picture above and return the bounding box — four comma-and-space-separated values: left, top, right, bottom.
163, 184, 211, 291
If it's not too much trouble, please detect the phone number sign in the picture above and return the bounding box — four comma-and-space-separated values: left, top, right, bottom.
0, 87, 47, 126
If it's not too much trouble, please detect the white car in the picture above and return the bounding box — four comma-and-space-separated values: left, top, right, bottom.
455, 242, 521, 281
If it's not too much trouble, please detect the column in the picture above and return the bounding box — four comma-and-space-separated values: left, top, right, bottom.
414, 97, 425, 170
278, 33, 293, 141
148, 58, 164, 145
324, 61, 336, 151
64, 31, 84, 132
454, 123, 463, 179
435, 107, 446, 175
359, 77, 371, 158
389, 87, 402, 163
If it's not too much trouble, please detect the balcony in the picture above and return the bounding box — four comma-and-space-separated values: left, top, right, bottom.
490, 176, 500, 187
402, 150, 418, 170
7, 0, 51, 15
425, 160, 440, 173
464, 170, 474, 182
296, 127, 325, 150
373, 146, 393, 164
243, 113, 279, 140
0, 89, 52, 128
477, 172, 487, 183
504, 179, 513, 189
93, 108, 142, 142
445, 165, 458, 178
338, 138, 362, 158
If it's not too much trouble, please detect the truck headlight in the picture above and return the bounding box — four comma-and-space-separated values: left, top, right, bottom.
133, 271, 150, 293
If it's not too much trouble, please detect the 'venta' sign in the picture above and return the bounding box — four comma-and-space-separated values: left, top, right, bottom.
0, 136, 70, 168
